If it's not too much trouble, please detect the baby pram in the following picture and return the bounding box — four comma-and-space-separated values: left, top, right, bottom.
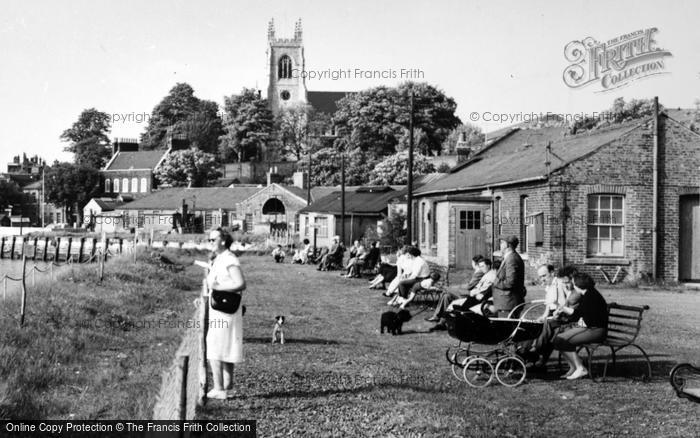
444, 301, 545, 387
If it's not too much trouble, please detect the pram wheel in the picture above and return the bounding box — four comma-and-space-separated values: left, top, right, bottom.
495, 356, 527, 387
450, 353, 473, 381
462, 357, 494, 388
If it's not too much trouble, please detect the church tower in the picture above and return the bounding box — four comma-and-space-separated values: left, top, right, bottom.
267, 18, 307, 114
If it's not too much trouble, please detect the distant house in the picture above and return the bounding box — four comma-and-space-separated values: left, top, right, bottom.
116, 187, 262, 233
101, 137, 189, 198
234, 180, 336, 235
298, 186, 406, 248
82, 197, 128, 233
413, 110, 700, 283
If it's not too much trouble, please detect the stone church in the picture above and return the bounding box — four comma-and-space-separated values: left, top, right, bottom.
266, 18, 351, 116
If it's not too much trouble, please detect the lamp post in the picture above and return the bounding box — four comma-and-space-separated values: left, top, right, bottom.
406, 88, 415, 244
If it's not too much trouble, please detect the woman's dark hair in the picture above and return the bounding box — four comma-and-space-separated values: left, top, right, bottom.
493, 259, 501, 270
407, 246, 421, 257
573, 272, 595, 291
215, 227, 234, 249
303, 238, 310, 245
556, 266, 578, 279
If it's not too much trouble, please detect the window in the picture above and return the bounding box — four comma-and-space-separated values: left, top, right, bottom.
113, 178, 120, 193
431, 203, 438, 245
122, 178, 129, 193
467, 211, 481, 229
587, 195, 624, 256
459, 210, 481, 230
105, 178, 111, 193
278, 55, 292, 79
520, 196, 529, 252
140, 178, 148, 193
304, 216, 309, 238
316, 216, 328, 238
131, 177, 138, 193
244, 214, 253, 232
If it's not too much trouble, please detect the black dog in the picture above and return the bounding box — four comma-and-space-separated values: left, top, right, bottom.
380, 310, 412, 335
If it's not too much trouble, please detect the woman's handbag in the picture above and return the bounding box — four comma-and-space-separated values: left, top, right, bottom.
210, 289, 242, 314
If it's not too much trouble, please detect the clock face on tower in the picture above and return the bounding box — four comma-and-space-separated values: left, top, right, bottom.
280, 90, 291, 101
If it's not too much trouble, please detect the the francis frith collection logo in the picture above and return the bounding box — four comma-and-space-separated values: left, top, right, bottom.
563, 28, 672, 92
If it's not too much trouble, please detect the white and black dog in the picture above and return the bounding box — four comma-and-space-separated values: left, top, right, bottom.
272, 315, 286, 344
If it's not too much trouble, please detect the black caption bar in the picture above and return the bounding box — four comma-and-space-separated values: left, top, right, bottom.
1, 420, 256, 437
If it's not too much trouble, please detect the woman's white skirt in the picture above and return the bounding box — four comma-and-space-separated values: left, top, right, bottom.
206, 302, 243, 363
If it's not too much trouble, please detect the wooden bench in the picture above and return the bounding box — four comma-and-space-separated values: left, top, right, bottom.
670, 363, 700, 403
577, 302, 652, 381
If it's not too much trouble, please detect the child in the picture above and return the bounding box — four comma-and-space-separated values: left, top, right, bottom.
272, 244, 285, 263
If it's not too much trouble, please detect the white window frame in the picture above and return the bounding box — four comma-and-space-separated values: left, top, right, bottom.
140, 177, 148, 193
587, 194, 625, 257
122, 178, 129, 193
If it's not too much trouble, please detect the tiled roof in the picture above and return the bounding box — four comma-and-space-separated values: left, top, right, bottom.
93, 199, 125, 211
120, 187, 262, 211
104, 150, 168, 171
306, 91, 353, 114
416, 121, 644, 196
299, 186, 406, 215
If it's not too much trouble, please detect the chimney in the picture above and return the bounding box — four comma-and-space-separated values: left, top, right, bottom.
293, 171, 308, 189
455, 131, 471, 163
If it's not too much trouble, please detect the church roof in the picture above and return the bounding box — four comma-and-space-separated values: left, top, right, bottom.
307, 91, 353, 114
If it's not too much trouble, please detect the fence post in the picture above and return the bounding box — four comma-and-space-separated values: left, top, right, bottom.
66, 237, 73, 262
178, 355, 189, 421
198, 279, 209, 407
119, 238, 124, 254
56, 237, 61, 262
10, 236, 16, 260
20, 255, 27, 327
79, 237, 85, 263
0, 236, 4, 259
43, 237, 49, 261
104, 238, 110, 261
33, 237, 38, 260
91, 238, 97, 261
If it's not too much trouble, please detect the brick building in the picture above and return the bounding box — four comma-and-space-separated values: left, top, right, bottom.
413, 108, 700, 283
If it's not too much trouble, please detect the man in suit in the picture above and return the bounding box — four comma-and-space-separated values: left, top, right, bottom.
491, 235, 526, 317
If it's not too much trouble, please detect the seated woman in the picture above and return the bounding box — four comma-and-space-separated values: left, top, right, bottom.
352, 241, 380, 277
552, 272, 608, 380
369, 254, 398, 289
292, 239, 311, 264
341, 240, 366, 277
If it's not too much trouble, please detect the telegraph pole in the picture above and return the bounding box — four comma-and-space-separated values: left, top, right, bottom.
406, 88, 415, 244
340, 151, 345, 244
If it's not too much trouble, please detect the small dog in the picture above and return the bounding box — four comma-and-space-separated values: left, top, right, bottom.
272, 315, 285, 344
380, 309, 411, 335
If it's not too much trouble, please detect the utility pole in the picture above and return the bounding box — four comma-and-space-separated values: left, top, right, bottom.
406, 88, 415, 244
41, 163, 45, 228
306, 132, 312, 205
340, 151, 345, 245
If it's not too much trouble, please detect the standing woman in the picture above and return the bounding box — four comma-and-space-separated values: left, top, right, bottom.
552, 272, 608, 380
206, 228, 246, 399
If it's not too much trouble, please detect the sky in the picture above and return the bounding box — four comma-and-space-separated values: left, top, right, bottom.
1, 0, 699, 168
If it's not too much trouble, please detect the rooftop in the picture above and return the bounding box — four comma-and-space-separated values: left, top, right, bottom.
120, 187, 262, 211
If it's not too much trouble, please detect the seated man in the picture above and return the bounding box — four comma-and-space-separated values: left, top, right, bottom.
272, 244, 285, 263
351, 241, 381, 278
424, 255, 485, 323
392, 247, 431, 307
393, 271, 440, 309
319, 236, 345, 271
428, 259, 498, 330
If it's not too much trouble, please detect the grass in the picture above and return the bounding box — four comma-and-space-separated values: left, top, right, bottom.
199, 255, 700, 437
0, 248, 203, 420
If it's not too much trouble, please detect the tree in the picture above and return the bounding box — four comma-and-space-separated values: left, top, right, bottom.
368, 151, 436, 185
333, 82, 461, 159
154, 149, 221, 187
173, 100, 223, 154
277, 103, 311, 161
309, 144, 378, 186
140, 83, 222, 151
219, 88, 275, 162
0, 180, 28, 211
571, 97, 663, 134
60, 108, 112, 169
44, 162, 101, 223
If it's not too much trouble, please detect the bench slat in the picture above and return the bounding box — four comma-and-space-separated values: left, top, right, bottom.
608, 313, 643, 321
